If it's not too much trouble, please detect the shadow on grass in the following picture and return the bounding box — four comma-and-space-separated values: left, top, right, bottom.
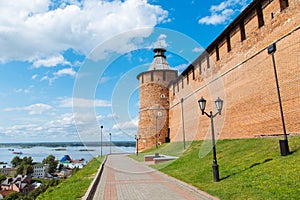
289, 146, 300, 154
220, 158, 273, 181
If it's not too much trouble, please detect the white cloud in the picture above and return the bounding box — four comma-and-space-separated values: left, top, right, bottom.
32, 74, 38, 80
32, 54, 71, 68
112, 118, 138, 130
198, 0, 250, 25
58, 97, 111, 108
0, 0, 169, 62
192, 47, 204, 53
151, 34, 168, 48
0, 112, 78, 142
54, 68, 76, 77
4, 103, 53, 115
38, 67, 77, 84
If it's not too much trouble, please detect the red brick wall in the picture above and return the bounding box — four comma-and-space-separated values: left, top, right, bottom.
169, 0, 300, 142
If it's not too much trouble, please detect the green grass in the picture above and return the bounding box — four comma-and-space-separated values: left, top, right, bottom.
132, 137, 300, 200
37, 157, 104, 200
129, 141, 192, 162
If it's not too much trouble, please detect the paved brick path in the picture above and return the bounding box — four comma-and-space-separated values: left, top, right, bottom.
93, 154, 218, 200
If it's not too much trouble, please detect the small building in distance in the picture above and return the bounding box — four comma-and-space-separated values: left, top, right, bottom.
1, 175, 33, 195
59, 155, 87, 169
0, 164, 16, 177
32, 163, 49, 178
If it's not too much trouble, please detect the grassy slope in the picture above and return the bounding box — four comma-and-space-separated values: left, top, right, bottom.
37, 157, 103, 200
129, 141, 192, 162
133, 137, 300, 200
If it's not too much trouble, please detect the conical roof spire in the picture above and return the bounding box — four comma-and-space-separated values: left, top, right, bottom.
148, 47, 171, 71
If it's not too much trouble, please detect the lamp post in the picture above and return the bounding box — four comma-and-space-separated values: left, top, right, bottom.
156, 112, 162, 149
109, 133, 112, 154
135, 135, 141, 156
268, 43, 289, 156
198, 97, 223, 182
100, 125, 103, 157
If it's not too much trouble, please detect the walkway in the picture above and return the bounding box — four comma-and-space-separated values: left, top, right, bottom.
93, 154, 218, 200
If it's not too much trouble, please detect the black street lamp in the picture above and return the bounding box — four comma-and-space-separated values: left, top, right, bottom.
268, 43, 290, 156
109, 133, 112, 154
198, 97, 223, 182
100, 125, 103, 157
135, 135, 141, 156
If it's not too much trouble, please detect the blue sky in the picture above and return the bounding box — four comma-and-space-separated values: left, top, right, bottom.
0, 0, 251, 143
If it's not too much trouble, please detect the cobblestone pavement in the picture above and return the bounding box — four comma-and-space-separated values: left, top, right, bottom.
93, 154, 218, 200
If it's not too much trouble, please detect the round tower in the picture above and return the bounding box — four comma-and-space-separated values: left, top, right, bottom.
136, 47, 178, 151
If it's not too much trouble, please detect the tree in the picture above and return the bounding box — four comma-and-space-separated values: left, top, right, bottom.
16, 164, 24, 175
11, 156, 22, 167
0, 173, 6, 183
25, 165, 33, 175
22, 157, 33, 165
42, 155, 58, 174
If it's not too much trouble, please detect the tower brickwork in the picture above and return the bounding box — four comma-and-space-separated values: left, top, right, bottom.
137, 48, 178, 151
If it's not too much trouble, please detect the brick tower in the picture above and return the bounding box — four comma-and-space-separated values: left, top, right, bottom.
136, 47, 178, 151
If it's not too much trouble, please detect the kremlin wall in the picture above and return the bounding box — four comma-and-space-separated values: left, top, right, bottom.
137, 0, 300, 150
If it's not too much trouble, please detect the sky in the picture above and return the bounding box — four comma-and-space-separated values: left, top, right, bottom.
0, 0, 252, 143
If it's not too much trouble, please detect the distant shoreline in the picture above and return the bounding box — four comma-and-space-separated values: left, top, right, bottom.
0, 141, 136, 148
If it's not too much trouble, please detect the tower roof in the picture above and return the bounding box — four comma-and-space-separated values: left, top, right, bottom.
148, 47, 171, 71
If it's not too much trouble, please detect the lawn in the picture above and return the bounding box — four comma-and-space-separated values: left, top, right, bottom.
132, 137, 300, 200
37, 156, 104, 200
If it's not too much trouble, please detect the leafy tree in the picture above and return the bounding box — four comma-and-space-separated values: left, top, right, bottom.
22, 156, 33, 165
16, 164, 24, 175
25, 165, 34, 175
0, 173, 6, 183
11, 156, 22, 167
42, 155, 58, 173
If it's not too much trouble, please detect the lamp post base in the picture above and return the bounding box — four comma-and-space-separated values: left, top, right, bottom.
279, 139, 289, 156
212, 163, 220, 182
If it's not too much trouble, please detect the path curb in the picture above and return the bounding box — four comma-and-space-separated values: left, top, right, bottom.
82, 155, 108, 200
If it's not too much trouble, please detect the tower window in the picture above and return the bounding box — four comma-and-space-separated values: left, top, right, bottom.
163, 71, 166, 81
256, 4, 264, 28
151, 71, 154, 81
280, 0, 289, 11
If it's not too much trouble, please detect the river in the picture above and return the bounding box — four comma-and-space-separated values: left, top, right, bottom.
0, 144, 135, 164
